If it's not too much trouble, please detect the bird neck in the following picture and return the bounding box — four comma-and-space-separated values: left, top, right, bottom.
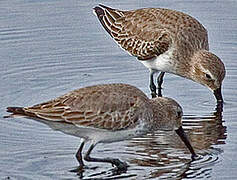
174, 50, 206, 82
148, 99, 171, 131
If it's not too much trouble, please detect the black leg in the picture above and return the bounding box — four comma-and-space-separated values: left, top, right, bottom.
84, 144, 128, 171
75, 140, 85, 168
70, 140, 86, 174
157, 72, 165, 97
149, 71, 157, 98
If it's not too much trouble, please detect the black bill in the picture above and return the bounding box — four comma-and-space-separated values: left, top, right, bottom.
175, 126, 197, 160
213, 87, 223, 103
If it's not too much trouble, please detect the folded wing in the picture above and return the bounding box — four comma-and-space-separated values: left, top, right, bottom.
94, 4, 171, 60
7, 84, 150, 131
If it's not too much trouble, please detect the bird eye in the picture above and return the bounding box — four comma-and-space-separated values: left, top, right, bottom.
205, 74, 212, 79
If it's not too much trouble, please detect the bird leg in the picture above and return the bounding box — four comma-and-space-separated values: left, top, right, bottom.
149, 71, 157, 98
75, 140, 85, 168
70, 140, 85, 173
84, 144, 128, 172
157, 72, 165, 97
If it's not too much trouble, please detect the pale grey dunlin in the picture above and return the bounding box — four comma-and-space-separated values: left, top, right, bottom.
5, 83, 196, 171
93, 5, 226, 102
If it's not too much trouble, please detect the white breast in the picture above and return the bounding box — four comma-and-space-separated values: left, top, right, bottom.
140, 47, 176, 74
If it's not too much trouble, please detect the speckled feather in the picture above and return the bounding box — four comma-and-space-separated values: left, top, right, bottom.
7, 84, 151, 131
6, 84, 183, 132
94, 5, 208, 61
94, 5, 225, 97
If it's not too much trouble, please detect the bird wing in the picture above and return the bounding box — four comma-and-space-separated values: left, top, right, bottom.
94, 4, 172, 60
22, 84, 150, 131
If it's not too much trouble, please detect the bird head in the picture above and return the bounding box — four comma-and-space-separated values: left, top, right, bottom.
190, 50, 225, 103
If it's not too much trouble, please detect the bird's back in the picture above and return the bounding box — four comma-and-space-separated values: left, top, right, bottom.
94, 5, 209, 61
6, 84, 152, 131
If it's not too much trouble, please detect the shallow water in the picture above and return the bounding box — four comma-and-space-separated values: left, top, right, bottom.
0, 0, 237, 179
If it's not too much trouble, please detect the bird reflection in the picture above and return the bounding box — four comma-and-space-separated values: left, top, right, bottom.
126, 103, 227, 179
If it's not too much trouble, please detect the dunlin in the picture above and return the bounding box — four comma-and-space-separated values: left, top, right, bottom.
5, 83, 196, 171
94, 5, 225, 102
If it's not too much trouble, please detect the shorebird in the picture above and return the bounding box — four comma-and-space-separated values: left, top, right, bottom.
93, 5, 226, 102
5, 83, 196, 171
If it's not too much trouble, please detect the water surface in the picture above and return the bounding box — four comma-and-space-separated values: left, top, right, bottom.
0, 0, 237, 179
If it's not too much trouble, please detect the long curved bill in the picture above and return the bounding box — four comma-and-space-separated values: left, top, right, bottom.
213, 87, 223, 103
175, 126, 197, 160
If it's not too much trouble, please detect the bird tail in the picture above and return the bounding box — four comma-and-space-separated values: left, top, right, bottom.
4, 107, 26, 118
93, 4, 125, 37
7, 107, 25, 114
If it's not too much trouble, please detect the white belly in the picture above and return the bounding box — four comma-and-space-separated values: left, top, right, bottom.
38, 118, 146, 144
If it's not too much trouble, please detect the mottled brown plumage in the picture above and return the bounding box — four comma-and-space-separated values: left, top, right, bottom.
7, 84, 151, 131
94, 4, 208, 61
6, 83, 185, 131
5, 83, 197, 171
94, 5, 225, 102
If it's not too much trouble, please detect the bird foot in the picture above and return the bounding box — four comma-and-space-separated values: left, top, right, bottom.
111, 159, 128, 172
70, 164, 98, 173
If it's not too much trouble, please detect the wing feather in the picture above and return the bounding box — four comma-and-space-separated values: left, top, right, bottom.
17, 84, 150, 131
94, 5, 171, 60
